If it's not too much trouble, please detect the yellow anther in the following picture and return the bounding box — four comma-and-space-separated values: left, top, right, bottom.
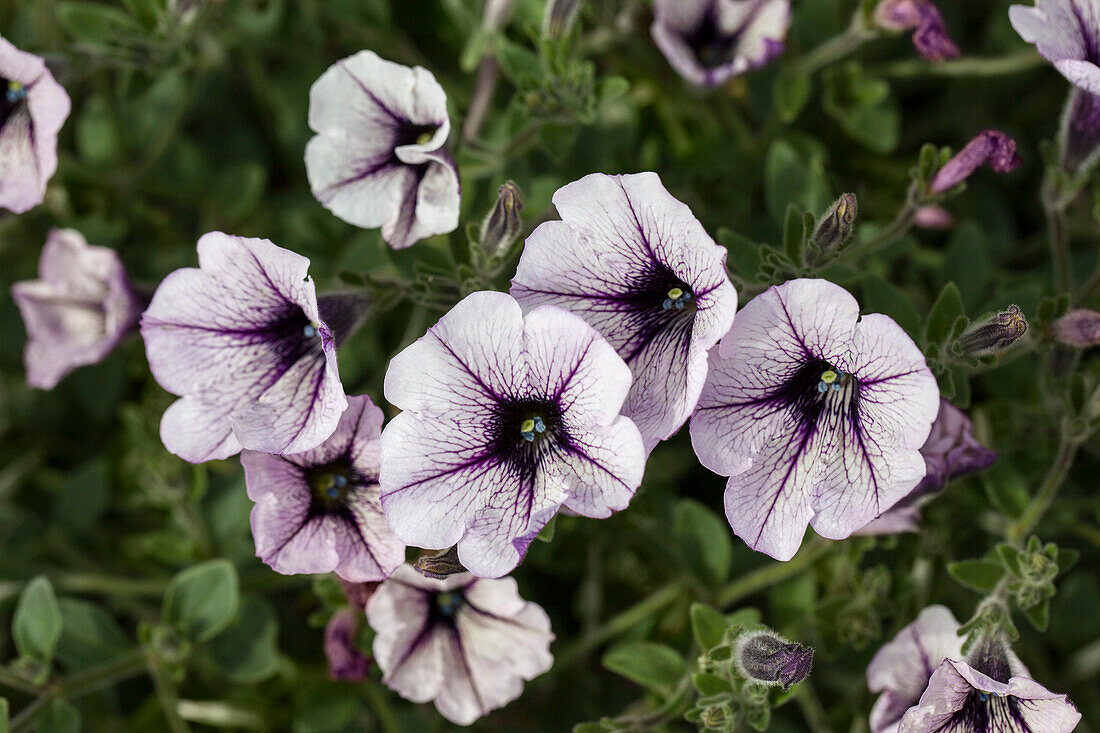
8, 81, 22, 92
520, 418, 536, 434
820, 370, 838, 384
416, 131, 433, 145
667, 287, 684, 300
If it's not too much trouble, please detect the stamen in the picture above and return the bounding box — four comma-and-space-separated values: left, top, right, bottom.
326, 486, 341, 499
6, 81, 26, 104
978, 692, 990, 702
436, 591, 461, 617
416, 131, 433, 145
662, 287, 694, 311
303, 324, 319, 338
520, 415, 547, 442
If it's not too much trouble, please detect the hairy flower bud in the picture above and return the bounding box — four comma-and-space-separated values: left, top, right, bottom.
480, 181, 524, 257
1053, 309, 1100, 348
734, 630, 813, 689
810, 193, 858, 255
414, 546, 467, 579
543, 0, 583, 37
956, 305, 1028, 358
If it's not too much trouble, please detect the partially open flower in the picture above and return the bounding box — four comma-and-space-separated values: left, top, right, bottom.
929, 131, 1021, 194
875, 0, 960, 61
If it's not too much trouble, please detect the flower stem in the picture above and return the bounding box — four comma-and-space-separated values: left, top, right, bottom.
1007, 431, 1079, 543
839, 190, 918, 264
1043, 174, 1072, 294
363, 678, 401, 733
879, 50, 1045, 79
799, 16, 875, 76
717, 538, 830, 609
795, 681, 831, 733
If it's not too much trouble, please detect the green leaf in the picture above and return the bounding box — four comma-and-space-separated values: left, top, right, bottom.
982, 470, 1030, 519
690, 603, 729, 651
1057, 548, 1080, 575
1023, 598, 1050, 631
56, 1, 146, 46
925, 282, 965, 347
996, 544, 1024, 578
783, 204, 806, 267
718, 227, 764, 283
822, 62, 899, 153
674, 499, 733, 586
948, 560, 1005, 593
1, 698, 8, 733
208, 596, 280, 683
602, 641, 685, 695
37, 700, 80, 733
537, 514, 557, 543
764, 138, 830, 226
775, 67, 811, 123
13, 577, 63, 666
55, 599, 132, 670
862, 275, 921, 338
163, 559, 239, 642
692, 672, 732, 696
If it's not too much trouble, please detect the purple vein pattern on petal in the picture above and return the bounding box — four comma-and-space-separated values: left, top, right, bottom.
511, 172, 737, 453
141, 232, 347, 463
1011, 0, 1100, 94
690, 278, 939, 560
380, 291, 645, 578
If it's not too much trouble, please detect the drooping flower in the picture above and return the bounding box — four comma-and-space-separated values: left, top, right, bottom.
867, 605, 965, 733
734, 630, 813, 690
511, 172, 737, 453
0, 37, 70, 213
11, 229, 143, 390
141, 232, 348, 463
875, 0, 960, 61
690, 278, 939, 560
305, 50, 460, 249
324, 608, 371, 681
366, 565, 553, 726
242, 395, 404, 582
899, 632, 1082, 733
1010, 0, 1100, 95
859, 399, 997, 535
379, 291, 646, 578
650, 0, 791, 87
929, 131, 1021, 194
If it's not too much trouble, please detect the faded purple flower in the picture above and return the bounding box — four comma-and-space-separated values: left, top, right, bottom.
305, 50, 460, 249
875, 0, 960, 61
690, 278, 939, 560
141, 232, 348, 463
511, 172, 737, 453
1010, 0, 1100, 95
735, 630, 813, 690
867, 605, 964, 733
242, 395, 404, 582
650, 0, 791, 87
0, 37, 70, 213
367, 565, 553, 726
324, 608, 371, 681
900, 633, 1081, 732
11, 229, 142, 390
929, 131, 1021, 193
380, 291, 646, 578
1053, 308, 1100, 347
1060, 88, 1100, 172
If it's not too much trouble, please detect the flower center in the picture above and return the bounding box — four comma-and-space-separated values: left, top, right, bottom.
816, 368, 848, 393
0, 78, 28, 129
303, 323, 320, 338
435, 591, 464, 617
520, 415, 547, 442
662, 287, 694, 311
307, 462, 357, 510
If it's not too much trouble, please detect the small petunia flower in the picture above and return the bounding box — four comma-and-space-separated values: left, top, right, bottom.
875, 0, 960, 61
242, 395, 404, 582
324, 608, 371, 681
305, 50, 460, 249
734, 630, 813, 690
11, 229, 143, 390
899, 632, 1082, 733
0, 37, 70, 213
929, 131, 1021, 194
1010, 0, 1100, 95
867, 605, 965, 733
141, 232, 349, 463
380, 291, 646, 578
690, 278, 939, 561
511, 172, 738, 453
367, 565, 554, 726
650, 0, 791, 87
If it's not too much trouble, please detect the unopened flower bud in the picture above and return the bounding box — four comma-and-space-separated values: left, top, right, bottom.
914, 204, 954, 230
734, 630, 813, 689
414, 546, 467, 579
929, 130, 1020, 194
324, 608, 371, 681
543, 0, 583, 37
957, 305, 1028, 358
810, 193, 858, 254
1053, 309, 1100, 348
480, 181, 524, 257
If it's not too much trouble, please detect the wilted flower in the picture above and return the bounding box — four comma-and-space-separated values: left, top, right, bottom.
929, 131, 1021, 193
379, 291, 646, 577
867, 605, 964, 733
875, 0, 960, 61
12, 229, 143, 390
141, 232, 348, 463
650, 0, 791, 87
913, 205, 955, 230
305, 50, 460, 249
957, 305, 1028, 358
242, 395, 404, 582
512, 172, 738, 452
480, 180, 523, 257
367, 565, 553, 726
1010, 0, 1100, 95
0, 37, 70, 213
735, 630, 813, 689
324, 608, 371, 681
1053, 308, 1100, 347
690, 278, 939, 560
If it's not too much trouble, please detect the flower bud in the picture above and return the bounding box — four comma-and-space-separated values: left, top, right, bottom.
956, 305, 1028, 358
914, 204, 954, 230
810, 193, 858, 255
414, 546, 467, 579
479, 181, 524, 257
1053, 309, 1100, 348
874, 0, 959, 61
929, 130, 1020, 194
324, 608, 371, 681
543, 0, 583, 37
734, 630, 813, 689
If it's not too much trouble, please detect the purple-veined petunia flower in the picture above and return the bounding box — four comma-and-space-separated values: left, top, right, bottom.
305, 50, 460, 250
929, 130, 1021, 194
241, 395, 404, 582
11, 229, 143, 390
650, 0, 791, 87
324, 608, 371, 681
366, 565, 553, 726
141, 232, 348, 464
859, 399, 997, 534
1060, 87, 1100, 172
379, 291, 646, 578
1010, 0, 1100, 95
0, 37, 70, 213
875, 0, 960, 61
867, 605, 964, 733
690, 278, 939, 560
511, 172, 737, 453
899, 633, 1082, 733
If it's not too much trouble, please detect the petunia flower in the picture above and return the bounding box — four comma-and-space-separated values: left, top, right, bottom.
141, 232, 349, 463
12, 229, 143, 390
379, 291, 646, 578
1053, 307, 1100, 347
305, 50, 460, 249
241, 395, 404, 582
366, 565, 553, 726
899, 633, 1081, 732
875, 0, 960, 61
866, 605, 964, 733
1060, 87, 1100, 172
690, 278, 939, 561
928, 130, 1021, 194
0, 37, 70, 213
1010, 0, 1100, 95
511, 172, 737, 453
650, 0, 791, 87
324, 608, 371, 681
